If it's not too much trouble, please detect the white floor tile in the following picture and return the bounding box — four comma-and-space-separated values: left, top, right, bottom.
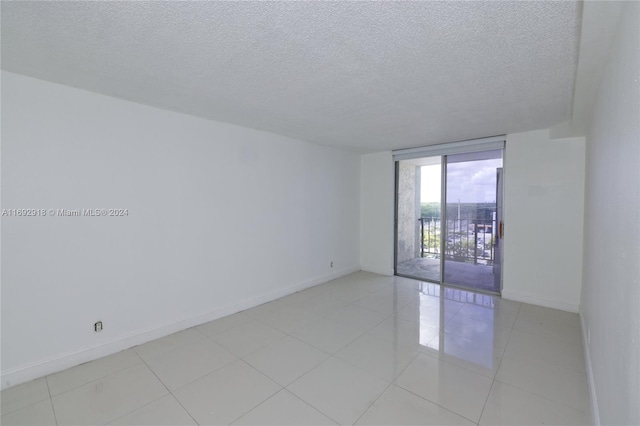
0, 399, 57, 426
425, 318, 512, 377
519, 303, 581, 326
356, 271, 396, 286
244, 300, 289, 319
107, 394, 196, 425
391, 275, 424, 288
480, 381, 591, 425
251, 304, 324, 334
487, 297, 521, 311
0, 378, 50, 415
173, 360, 281, 425
278, 289, 332, 306
335, 334, 419, 382
412, 293, 466, 314
51, 363, 168, 425
356, 385, 474, 426
353, 291, 412, 315
196, 312, 253, 337
367, 316, 439, 350
134, 329, 206, 361
144, 337, 237, 390
496, 355, 591, 412
395, 353, 493, 422
291, 317, 367, 354
513, 304, 582, 345
422, 331, 508, 378
454, 300, 519, 330
373, 286, 423, 307
232, 389, 337, 425
47, 349, 142, 396
503, 328, 585, 372
244, 336, 330, 386
325, 285, 374, 303
298, 282, 334, 297
322, 276, 357, 288
287, 357, 389, 425
291, 295, 349, 319
395, 301, 459, 329
324, 305, 389, 333
209, 320, 286, 357
444, 310, 510, 338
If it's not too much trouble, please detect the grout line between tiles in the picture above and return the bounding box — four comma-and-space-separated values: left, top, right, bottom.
351, 378, 394, 425
135, 353, 201, 426
223, 359, 284, 425
44, 376, 60, 426
47, 397, 60, 426
133, 327, 209, 360
282, 376, 343, 425
37, 362, 148, 414
102, 393, 170, 426
491, 377, 592, 415
477, 300, 521, 424
46, 350, 145, 398
392, 380, 480, 425
285, 389, 342, 426
0, 382, 53, 418
350, 339, 423, 426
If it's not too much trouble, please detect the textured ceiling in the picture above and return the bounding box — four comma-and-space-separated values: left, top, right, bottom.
1, 1, 581, 151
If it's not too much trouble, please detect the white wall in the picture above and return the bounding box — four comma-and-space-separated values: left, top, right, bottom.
0, 71, 361, 388
502, 129, 586, 312
360, 151, 394, 276
580, 2, 640, 424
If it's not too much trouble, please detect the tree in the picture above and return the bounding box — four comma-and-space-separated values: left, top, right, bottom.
420, 202, 440, 219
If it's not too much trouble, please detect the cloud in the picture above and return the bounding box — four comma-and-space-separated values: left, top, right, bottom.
471, 166, 498, 186
419, 158, 502, 203
446, 159, 501, 203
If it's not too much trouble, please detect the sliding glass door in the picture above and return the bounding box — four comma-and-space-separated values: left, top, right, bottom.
395, 141, 504, 294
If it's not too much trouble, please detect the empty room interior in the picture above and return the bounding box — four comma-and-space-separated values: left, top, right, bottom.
1, 2, 639, 426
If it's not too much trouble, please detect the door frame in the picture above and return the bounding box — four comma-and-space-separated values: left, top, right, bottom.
393, 146, 505, 295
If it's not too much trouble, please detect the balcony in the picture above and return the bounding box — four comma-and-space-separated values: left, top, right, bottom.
419, 217, 496, 264
396, 217, 500, 293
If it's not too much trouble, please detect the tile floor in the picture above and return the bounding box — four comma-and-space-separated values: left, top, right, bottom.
0, 272, 592, 425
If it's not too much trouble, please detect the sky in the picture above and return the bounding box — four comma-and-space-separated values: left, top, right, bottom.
421, 158, 502, 203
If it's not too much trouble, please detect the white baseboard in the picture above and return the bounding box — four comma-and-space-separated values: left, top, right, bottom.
1, 265, 360, 390
501, 289, 580, 313
580, 313, 600, 426
315, 265, 362, 284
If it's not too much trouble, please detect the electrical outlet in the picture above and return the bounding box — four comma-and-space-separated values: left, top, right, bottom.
330, 261, 333, 268
94, 321, 103, 332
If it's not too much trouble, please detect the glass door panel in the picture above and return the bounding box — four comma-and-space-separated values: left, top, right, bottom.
443, 150, 503, 293
395, 156, 441, 282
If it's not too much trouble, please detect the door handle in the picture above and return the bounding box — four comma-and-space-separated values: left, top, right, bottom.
499, 221, 504, 239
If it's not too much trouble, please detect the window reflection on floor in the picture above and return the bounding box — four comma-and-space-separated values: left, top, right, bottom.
416, 282, 498, 371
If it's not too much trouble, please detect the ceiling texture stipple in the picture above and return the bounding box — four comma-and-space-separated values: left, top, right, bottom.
1, 1, 581, 152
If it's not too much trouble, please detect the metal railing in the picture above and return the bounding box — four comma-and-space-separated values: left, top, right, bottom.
419, 217, 496, 265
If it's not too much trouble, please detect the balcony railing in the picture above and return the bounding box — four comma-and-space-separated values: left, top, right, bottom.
419, 217, 496, 265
